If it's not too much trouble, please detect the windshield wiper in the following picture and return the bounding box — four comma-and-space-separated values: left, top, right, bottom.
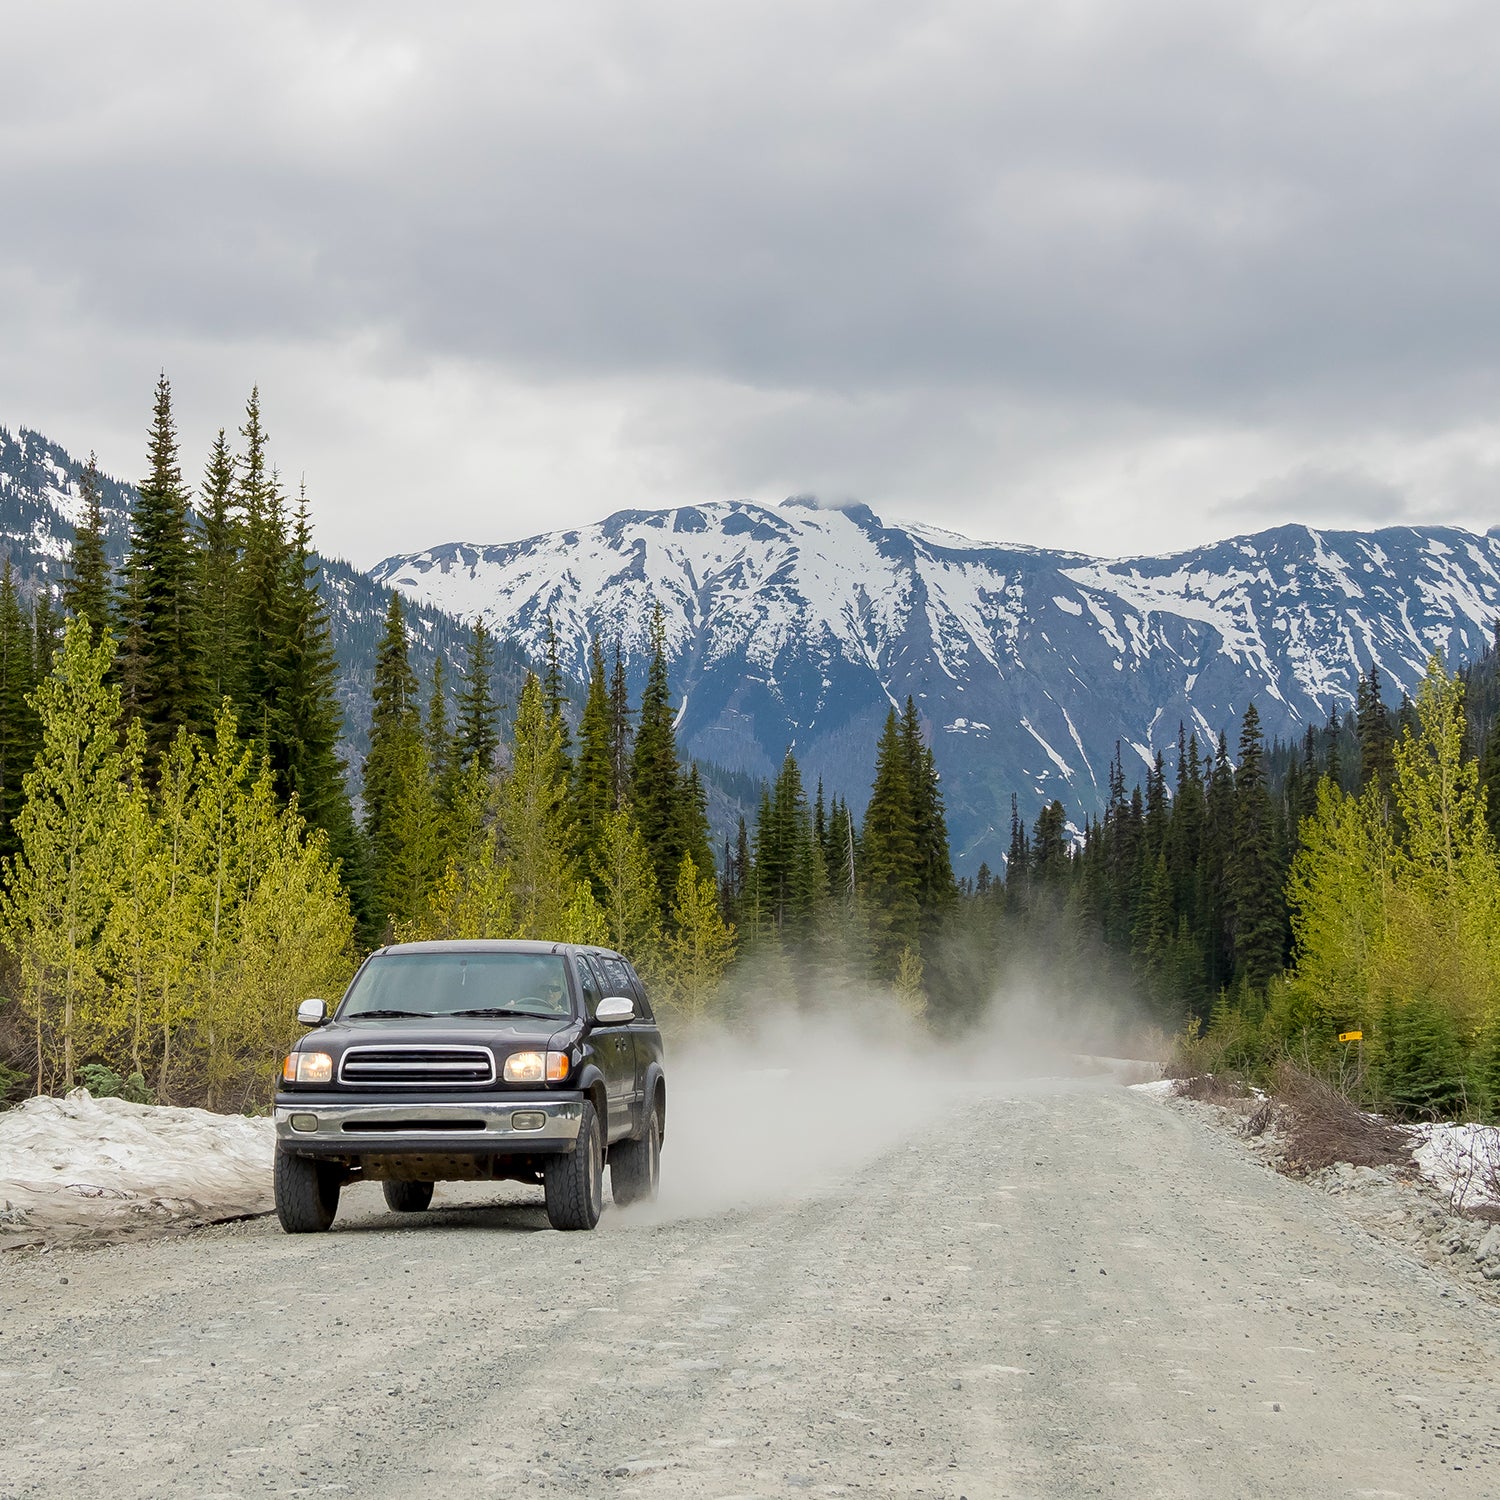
348, 1008, 432, 1019
449, 1007, 549, 1019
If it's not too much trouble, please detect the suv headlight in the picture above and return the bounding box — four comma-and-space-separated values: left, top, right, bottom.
282, 1051, 334, 1084
503, 1050, 570, 1083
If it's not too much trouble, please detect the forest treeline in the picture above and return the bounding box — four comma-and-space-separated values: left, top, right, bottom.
0, 380, 960, 1107
987, 646, 1500, 1119
5, 377, 1500, 1122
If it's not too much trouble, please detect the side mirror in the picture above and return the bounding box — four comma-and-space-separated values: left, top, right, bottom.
297, 998, 328, 1027
593, 995, 635, 1025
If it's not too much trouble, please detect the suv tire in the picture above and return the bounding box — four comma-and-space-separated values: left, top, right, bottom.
274, 1147, 340, 1233
610, 1103, 660, 1206
382, 1179, 434, 1213
544, 1101, 603, 1231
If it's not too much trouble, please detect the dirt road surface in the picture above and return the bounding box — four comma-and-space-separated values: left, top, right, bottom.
4, 1076, 1500, 1498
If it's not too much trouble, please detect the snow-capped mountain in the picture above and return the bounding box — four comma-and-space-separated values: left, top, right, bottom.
374, 497, 1500, 868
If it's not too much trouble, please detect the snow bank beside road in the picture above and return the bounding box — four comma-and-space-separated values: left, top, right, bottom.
1411, 1122, 1500, 1212
0, 1090, 274, 1250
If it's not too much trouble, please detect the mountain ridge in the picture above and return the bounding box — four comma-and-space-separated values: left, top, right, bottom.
372, 498, 1500, 867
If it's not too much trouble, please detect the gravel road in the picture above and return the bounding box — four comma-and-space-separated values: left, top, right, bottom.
4, 1075, 1500, 1499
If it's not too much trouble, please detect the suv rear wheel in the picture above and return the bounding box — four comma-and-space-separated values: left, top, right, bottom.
544, 1101, 603, 1230
382, 1179, 434, 1213
610, 1103, 661, 1206
274, 1147, 340, 1233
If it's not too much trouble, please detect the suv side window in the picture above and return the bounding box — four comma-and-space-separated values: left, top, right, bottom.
621, 961, 655, 1022
576, 955, 603, 1017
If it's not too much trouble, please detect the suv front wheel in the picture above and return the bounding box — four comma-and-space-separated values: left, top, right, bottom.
274, 1147, 340, 1233
544, 1101, 603, 1230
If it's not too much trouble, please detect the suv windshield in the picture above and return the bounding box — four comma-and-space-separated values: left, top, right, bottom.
340, 953, 573, 1020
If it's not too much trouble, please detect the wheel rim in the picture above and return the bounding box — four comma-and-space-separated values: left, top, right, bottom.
588, 1125, 602, 1215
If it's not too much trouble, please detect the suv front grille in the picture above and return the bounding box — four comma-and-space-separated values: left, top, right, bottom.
337, 1045, 495, 1087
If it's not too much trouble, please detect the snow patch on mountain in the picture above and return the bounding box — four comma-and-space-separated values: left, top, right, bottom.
375, 503, 1500, 870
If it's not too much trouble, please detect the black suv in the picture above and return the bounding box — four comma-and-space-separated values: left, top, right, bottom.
272, 940, 666, 1233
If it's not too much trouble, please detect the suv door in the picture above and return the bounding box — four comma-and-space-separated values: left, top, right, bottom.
602, 955, 654, 1131
579, 954, 634, 1143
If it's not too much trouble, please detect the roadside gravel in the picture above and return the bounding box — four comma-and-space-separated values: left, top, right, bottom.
4, 1077, 1500, 1498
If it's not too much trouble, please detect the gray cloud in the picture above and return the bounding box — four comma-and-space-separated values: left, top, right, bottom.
2, 1, 1499, 564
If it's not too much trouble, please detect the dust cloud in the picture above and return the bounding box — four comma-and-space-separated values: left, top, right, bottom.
617, 975, 1160, 1225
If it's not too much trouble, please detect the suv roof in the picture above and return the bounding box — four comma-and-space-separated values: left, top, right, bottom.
372, 939, 627, 960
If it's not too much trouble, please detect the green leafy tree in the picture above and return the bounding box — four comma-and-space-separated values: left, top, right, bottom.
593, 804, 662, 958
1, 618, 125, 1090
499, 673, 579, 937
659, 854, 736, 1021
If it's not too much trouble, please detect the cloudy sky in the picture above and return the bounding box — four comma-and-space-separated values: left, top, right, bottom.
3, 1, 1498, 568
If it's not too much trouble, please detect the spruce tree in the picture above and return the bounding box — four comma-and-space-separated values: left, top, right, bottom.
1229, 703, 1282, 990
425, 656, 455, 807
455, 618, 499, 776
234, 387, 287, 740
62, 453, 112, 641
630, 604, 687, 900
364, 594, 424, 929
900, 697, 955, 935
570, 635, 614, 869
120, 374, 209, 756
270, 486, 364, 920
608, 640, 633, 808
197, 428, 243, 708
0, 562, 40, 860
542, 614, 572, 769
861, 708, 921, 975
1031, 800, 1069, 884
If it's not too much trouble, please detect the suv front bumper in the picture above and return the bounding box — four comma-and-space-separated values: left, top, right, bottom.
273, 1094, 585, 1157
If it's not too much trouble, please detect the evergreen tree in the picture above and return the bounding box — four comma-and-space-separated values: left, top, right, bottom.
861, 708, 921, 975
120, 374, 208, 755
754, 751, 819, 933
1006, 792, 1030, 901
900, 698, 955, 935
608, 640, 633, 808
196, 428, 243, 708
0, 563, 40, 860
1031, 800, 1069, 885
270, 487, 365, 920
1356, 664, 1396, 804
680, 762, 715, 882
571, 635, 614, 870
363, 594, 427, 932
1229, 703, 1282, 989
426, 656, 455, 806
454, 618, 499, 777
62, 452, 112, 641
630, 604, 688, 900
234, 387, 288, 742
542, 614, 572, 769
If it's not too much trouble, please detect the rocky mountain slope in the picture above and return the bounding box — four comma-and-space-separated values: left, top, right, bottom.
373, 498, 1500, 868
